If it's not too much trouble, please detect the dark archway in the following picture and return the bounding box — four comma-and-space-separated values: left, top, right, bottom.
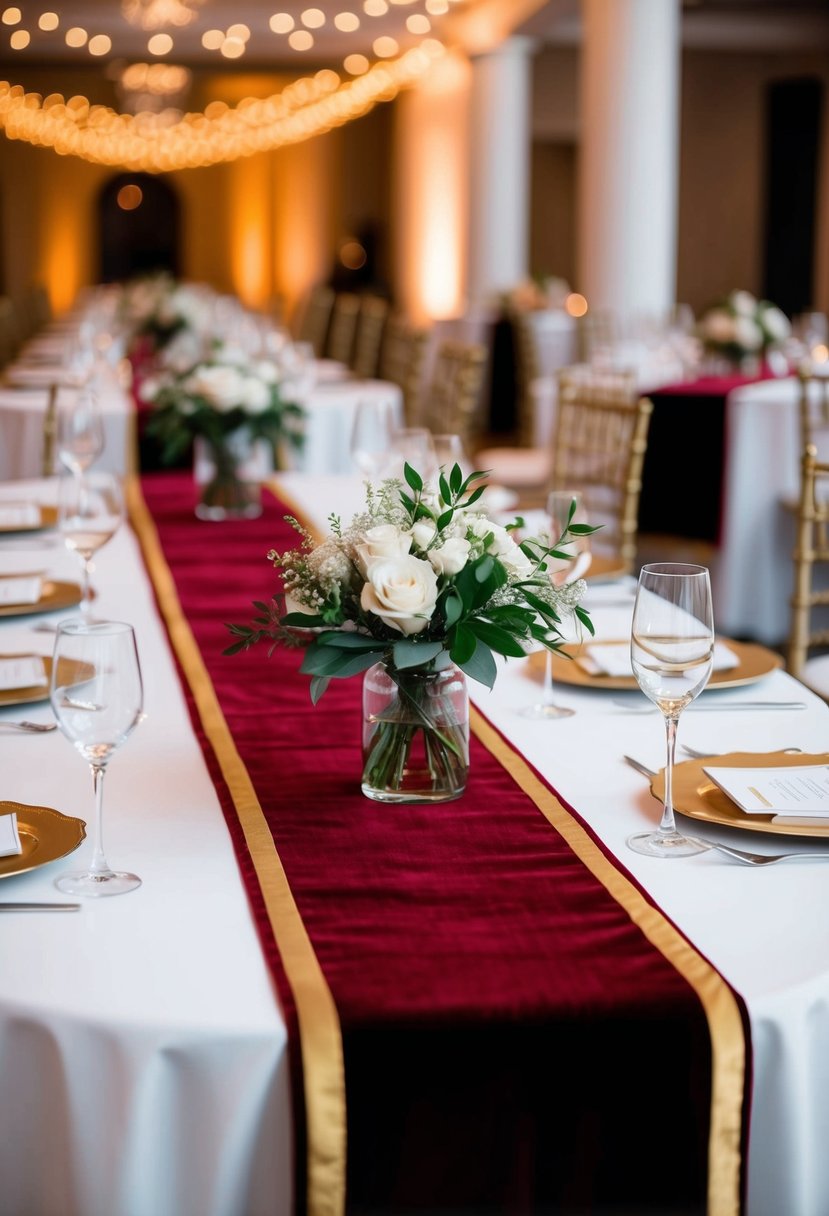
98, 173, 180, 282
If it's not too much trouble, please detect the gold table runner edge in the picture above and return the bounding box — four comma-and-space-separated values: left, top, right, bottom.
127, 474, 346, 1216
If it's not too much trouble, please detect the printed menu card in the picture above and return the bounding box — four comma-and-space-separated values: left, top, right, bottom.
703, 764, 829, 819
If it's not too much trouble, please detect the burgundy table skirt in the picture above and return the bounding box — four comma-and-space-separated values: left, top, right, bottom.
130, 471, 750, 1216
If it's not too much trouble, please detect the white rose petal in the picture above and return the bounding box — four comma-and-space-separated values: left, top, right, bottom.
761, 305, 791, 341
733, 316, 763, 351
354, 524, 412, 575
428, 537, 470, 575
731, 290, 757, 317
360, 554, 438, 635
410, 520, 437, 551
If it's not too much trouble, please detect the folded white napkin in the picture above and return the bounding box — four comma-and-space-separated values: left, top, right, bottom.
0, 656, 48, 691
0, 812, 21, 858
0, 576, 43, 607
577, 639, 740, 678
0, 504, 41, 529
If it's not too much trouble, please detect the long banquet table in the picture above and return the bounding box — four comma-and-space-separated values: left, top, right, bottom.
2, 470, 829, 1215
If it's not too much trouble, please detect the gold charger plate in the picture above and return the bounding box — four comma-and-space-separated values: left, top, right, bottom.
0, 505, 57, 534
0, 579, 81, 618
543, 637, 782, 692
0, 801, 86, 878
585, 553, 628, 583
0, 654, 92, 707
652, 751, 829, 839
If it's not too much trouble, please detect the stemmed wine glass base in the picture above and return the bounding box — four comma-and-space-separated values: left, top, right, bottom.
55, 870, 142, 897
626, 830, 708, 859
520, 702, 575, 720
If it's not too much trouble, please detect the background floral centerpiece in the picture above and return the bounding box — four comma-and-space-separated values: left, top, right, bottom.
141, 345, 305, 519
226, 463, 594, 802
696, 289, 790, 370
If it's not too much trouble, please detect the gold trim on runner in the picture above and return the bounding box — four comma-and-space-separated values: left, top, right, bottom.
127, 475, 346, 1216
470, 706, 745, 1216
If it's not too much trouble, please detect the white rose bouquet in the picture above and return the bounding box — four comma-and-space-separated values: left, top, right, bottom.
226, 463, 595, 801
697, 289, 790, 365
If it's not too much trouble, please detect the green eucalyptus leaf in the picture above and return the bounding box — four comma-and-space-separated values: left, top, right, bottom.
467, 619, 528, 657
449, 622, 477, 664
309, 676, 331, 704
457, 638, 498, 689
404, 462, 423, 493
392, 639, 445, 669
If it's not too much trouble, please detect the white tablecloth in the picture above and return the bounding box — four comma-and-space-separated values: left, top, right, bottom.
291, 376, 404, 475
3, 470, 829, 1215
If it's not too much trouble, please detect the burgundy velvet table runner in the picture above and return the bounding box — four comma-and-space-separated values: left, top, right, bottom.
132, 471, 749, 1216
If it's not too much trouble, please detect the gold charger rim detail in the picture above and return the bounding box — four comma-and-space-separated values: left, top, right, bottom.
0, 504, 57, 534
653, 751, 829, 839
0, 579, 81, 618
544, 637, 782, 691
0, 801, 86, 878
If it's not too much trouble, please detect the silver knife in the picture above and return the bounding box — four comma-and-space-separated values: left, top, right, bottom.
0, 902, 80, 911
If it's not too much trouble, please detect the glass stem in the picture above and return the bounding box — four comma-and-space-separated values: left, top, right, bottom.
542, 650, 555, 708
81, 558, 93, 616
660, 713, 680, 836
88, 762, 112, 877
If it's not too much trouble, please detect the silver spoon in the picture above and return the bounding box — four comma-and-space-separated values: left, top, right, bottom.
0, 719, 57, 732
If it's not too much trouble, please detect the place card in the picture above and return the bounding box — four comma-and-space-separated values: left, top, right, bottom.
577, 639, 739, 678
0, 656, 48, 691
0, 811, 21, 857
0, 576, 43, 607
0, 504, 40, 529
703, 764, 829, 818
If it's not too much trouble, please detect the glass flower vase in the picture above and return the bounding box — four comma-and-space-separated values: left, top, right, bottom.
193, 431, 263, 521
361, 658, 469, 803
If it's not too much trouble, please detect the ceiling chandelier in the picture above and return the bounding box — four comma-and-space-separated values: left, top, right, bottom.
0, 1, 458, 172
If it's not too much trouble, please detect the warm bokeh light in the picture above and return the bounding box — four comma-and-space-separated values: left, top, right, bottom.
1, 8, 20, 25
88, 34, 111, 56
344, 52, 369, 74
813, 344, 829, 364
425, 0, 448, 12
147, 33, 173, 54
339, 238, 367, 270
334, 11, 359, 31
301, 8, 325, 28
38, 11, 59, 30
565, 293, 589, 318
363, 0, 387, 15
373, 35, 398, 57
9, 27, 27, 48
227, 23, 250, 41
65, 26, 87, 46
407, 14, 430, 33
117, 184, 143, 210
288, 29, 313, 50
220, 36, 245, 58
269, 12, 294, 33
202, 27, 223, 48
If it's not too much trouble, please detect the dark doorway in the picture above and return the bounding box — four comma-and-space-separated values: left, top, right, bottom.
99, 173, 180, 282
762, 76, 824, 315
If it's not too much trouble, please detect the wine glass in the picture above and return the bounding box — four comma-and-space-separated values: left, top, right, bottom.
627, 562, 715, 858
350, 397, 398, 479
432, 432, 470, 478
57, 386, 104, 476
58, 470, 124, 618
50, 620, 143, 896
387, 427, 438, 482
521, 491, 591, 720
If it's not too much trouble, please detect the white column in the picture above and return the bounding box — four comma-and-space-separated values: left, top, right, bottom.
578, 0, 681, 315
467, 37, 533, 309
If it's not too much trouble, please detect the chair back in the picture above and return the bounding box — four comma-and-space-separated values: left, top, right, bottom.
419, 339, 488, 452
295, 285, 335, 357
41, 382, 59, 476
351, 295, 389, 379
787, 444, 829, 688
798, 368, 829, 461
552, 367, 653, 573
378, 317, 430, 424
325, 292, 361, 365
508, 308, 542, 446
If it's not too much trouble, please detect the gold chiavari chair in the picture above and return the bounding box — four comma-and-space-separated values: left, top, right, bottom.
798, 366, 829, 457
419, 339, 488, 454
509, 306, 542, 446
295, 284, 335, 357
325, 292, 361, 365
0, 296, 21, 368
351, 295, 389, 379
787, 444, 829, 700
41, 382, 60, 476
378, 316, 431, 424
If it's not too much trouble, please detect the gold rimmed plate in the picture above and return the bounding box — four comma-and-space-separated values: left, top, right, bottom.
542, 637, 782, 692
0, 801, 86, 878
0, 505, 57, 534
0, 654, 92, 708
653, 751, 829, 839
0, 579, 81, 618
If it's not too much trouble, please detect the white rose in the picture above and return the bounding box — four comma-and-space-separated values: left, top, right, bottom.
283, 591, 318, 619
138, 375, 161, 402
733, 315, 763, 351
428, 537, 470, 575
239, 377, 270, 414
760, 305, 791, 342
468, 516, 532, 573
360, 554, 438, 635
185, 364, 246, 412
252, 359, 279, 384
354, 524, 412, 575
410, 520, 437, 551
730, 290, 757, 317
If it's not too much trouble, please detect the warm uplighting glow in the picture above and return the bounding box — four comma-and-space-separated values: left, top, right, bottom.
227, 22, 250, 41
201, 28, 223, 48
813, 344, 829, 364
1, 8, 20, 25
65, 26, 87, 46
339, 238, 367, 270
88, 34, 112, 56
344, 53, 369, 74
38, 12, 59, 30
117, 183, 143, 210
334, 11, 359, 31
407, 14, 430, 33
363, 0, 387, 14
565, 293, 589, 318
220, 36, 245, 58
373, 35, 397, 57
301, 8, 325, 27
230, 156, 272, 309
9, 27, 27, 47
147, 33, 173, 54
269, 12, 294, 33
288, 29, 313, 49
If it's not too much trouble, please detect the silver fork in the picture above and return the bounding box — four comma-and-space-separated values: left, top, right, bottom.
0, 719, 57, 732
681, 744, 803, 759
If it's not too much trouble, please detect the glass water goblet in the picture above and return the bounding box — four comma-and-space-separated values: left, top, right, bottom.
521, 491, 591, 720
350, 397, 399, 480
387, 427, 437, 482
432, 433, 471, 479
58, 470, 124, 618
57, 386, 104, 476
627, 562, 714, 858
50, 620, 143, 896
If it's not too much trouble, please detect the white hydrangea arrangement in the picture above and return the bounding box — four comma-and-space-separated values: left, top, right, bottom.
697, 289, 791, 364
